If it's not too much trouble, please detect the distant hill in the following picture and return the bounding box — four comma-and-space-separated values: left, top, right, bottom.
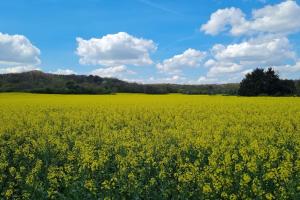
0, 70, 240, 95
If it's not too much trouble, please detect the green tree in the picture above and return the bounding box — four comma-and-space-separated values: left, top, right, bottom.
238, 68, 296, 96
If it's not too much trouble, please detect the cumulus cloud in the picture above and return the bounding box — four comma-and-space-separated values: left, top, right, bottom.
90, 65, 135, 78
213, 36, 295, 66
201, 1, 300, 36
205, 35, 296, 78
199, 1, 300, 84
124, 75, 186, 84
152, 75, 186, 83
0, 32, 40, 66
156, 48, 206, 74
275, 61, 300, 74
76, 32, 157, 67
197, 76, 218, 84
0, 65, 40, 74
50, 69, 77, 75
201, 7, 245, 36
207, 62, 243, 77
196, 33, 299, 84
140, 75, 186, 84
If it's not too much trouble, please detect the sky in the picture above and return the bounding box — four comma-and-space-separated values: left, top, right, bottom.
0, 0, 300, 84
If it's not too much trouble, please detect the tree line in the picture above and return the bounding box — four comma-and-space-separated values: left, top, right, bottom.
0, 69, 299, 96
0, 71, 239, 95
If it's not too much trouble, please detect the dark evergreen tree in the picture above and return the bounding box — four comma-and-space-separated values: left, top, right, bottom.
239, 68, 296, 96
239, 68, 267, 96
295, 80, 300, 96
277, 80, 296, 95
264, 68, 280, 95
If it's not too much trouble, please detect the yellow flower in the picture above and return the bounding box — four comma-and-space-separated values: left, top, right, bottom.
203, 184, 212, 193
266, 193, 275, 200
242, 174, 251, 184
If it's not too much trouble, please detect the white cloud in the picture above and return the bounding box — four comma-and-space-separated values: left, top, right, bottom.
200, 35, 298, 83
156, 48, 206, 74
50, 69, 77, 75
90, 65, 135, 78
196, 72, 246, 84
146, 75, 186, 84
212, 35, 295, 67
204, 59, 217, 68
200, 1, 300, 84
241, 69, 253, 76
197, 76, 218, 84
0, 32, 41, 66
207, 62, 243, 77
201, 7, 245, 35
275, 61, 300, 73
201, 1, 300, 36
76, 32, 157, 67
124, 75, 186, 84
159, 75, 186, 83
122, 78, 145, 84
0, 65, 40, 74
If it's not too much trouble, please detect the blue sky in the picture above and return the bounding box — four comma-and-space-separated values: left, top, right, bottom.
0, 0, 300, 84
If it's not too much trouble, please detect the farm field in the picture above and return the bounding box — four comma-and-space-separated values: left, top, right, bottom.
0, 93, 300, 199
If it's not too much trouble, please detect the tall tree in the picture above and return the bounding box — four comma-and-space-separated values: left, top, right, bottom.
238, 68, 296, 96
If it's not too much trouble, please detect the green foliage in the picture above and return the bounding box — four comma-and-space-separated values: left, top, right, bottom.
0, 94, 300, 199
293, 80, 300, 96
0, 71, 239, 95
239, 68, 296, 96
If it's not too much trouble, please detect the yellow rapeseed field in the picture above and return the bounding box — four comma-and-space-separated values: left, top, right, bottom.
0, 93, 300, 199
